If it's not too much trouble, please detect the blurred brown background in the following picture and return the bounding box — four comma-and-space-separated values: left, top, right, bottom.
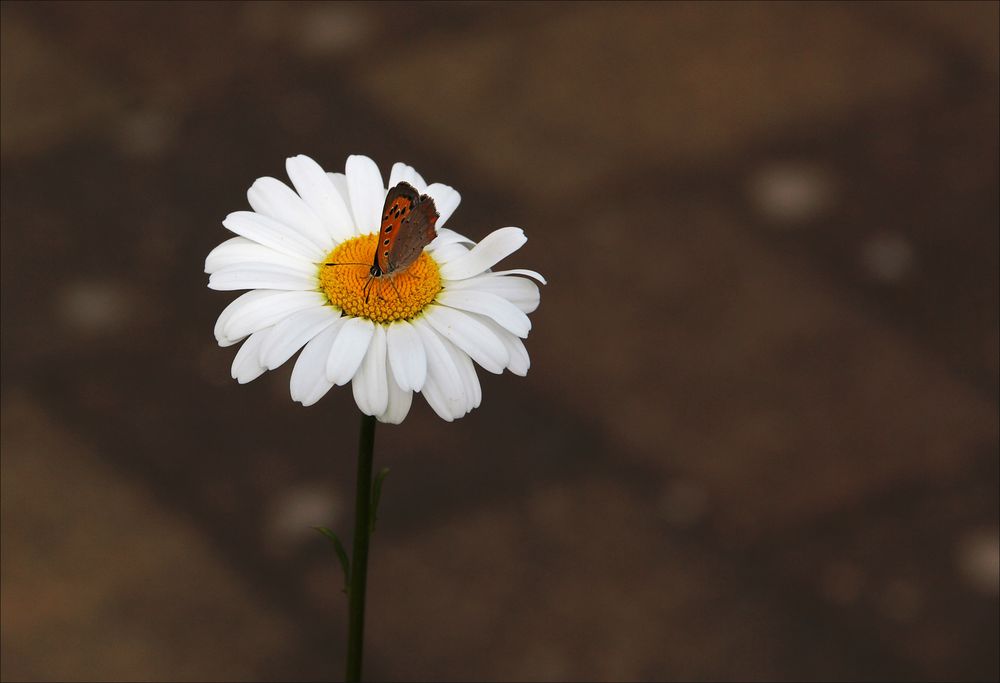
2, 1, 998, 681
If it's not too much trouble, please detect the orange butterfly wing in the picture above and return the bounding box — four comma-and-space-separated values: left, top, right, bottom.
375, 182, 439, 276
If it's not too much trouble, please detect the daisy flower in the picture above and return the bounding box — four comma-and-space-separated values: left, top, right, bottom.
206, 155, 544, 424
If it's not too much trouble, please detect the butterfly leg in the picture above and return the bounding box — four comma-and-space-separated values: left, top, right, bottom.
388, 277, 402, 302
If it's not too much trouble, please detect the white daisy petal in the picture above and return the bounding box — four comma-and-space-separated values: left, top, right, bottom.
286, 155, 356, 243
214, 290, 320, 346
412, 317, 466, 418
436, 289, 531, 338
386, 320, 426, 391
387, 162, 428, 193
430, 228, 475, 251
420, 375, 454, 422
480, 268, 547, 285
290, 321, 344, 406
423, 304, 509, 374
472, 314, 531, 376
214, 290, 270, 347
205, 237, 316, 274
225, 291, 330, 342
503, 335, 530, 376
327, 316, 375, 385
379, 360, 413, 424
231, 329, 270, 384
247, 177, 331, 251
424, 183, 461, 228
352, 325, 388, 416
438, 227, 526, 280
223, 211, 325, 260
442, 335, 481, 412
208, 263, 319, 292
430, 242, 470, 264
211, 250, 316, 279
206, 237, 249, 274
345, 155, 385, 236
444, 274, 541, 314
260, 306, 339, 370
327, 172, 353, 218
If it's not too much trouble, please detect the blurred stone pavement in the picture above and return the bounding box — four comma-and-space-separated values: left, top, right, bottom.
1, 2, 997, 681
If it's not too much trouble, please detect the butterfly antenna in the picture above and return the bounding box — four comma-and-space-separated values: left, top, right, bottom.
325, 261, 370, 267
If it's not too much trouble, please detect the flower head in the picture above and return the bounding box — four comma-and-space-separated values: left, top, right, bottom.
206, 155, 544, 423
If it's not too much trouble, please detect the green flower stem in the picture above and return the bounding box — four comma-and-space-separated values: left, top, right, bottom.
346, 413, 377, 682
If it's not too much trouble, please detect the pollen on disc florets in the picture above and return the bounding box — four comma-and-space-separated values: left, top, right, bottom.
319, 233, 442, 323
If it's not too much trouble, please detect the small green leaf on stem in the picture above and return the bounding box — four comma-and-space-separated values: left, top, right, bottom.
369, 467, 390, 533
313, 526, 351, 592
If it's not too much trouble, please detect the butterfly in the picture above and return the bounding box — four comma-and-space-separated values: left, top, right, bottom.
326, 181, 439, 301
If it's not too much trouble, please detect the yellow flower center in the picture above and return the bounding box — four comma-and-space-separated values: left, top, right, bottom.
318, 234, 442, 323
